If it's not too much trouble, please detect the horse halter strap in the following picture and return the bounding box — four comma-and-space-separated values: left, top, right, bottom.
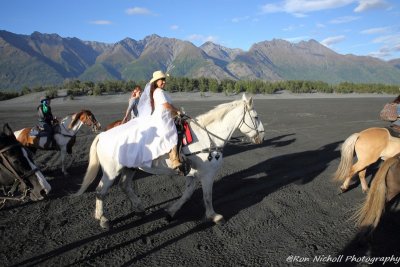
81, 113, 99, 132
238, 105, 263, 138
181, 115, 224, 159
0, 144, 38, 190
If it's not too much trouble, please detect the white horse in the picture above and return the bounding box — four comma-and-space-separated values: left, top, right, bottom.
75, 94, 265, 229
14, 110, 101, 175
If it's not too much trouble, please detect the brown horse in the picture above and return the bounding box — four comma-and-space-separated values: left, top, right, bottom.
14, 110, 101, 175
333, 127, 400, 193
353, 153, 400, 231
105, 119, 123, 131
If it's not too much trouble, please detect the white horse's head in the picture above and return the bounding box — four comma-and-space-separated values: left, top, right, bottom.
238, 94, 265, 144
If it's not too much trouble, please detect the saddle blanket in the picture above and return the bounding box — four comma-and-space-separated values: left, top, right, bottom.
29, 127, 51, 138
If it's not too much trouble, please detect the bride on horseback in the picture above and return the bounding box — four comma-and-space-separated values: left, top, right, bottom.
100, 70, 182, 170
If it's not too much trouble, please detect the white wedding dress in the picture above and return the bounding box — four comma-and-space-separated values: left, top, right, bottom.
98, 88, 178, 168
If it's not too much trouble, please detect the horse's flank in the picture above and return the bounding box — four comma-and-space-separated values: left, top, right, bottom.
15, 128, 37, 147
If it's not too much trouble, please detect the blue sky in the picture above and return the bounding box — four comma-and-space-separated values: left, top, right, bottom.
1, 0, 399, 61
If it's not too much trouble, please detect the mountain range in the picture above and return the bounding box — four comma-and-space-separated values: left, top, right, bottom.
1, 29, 400, 91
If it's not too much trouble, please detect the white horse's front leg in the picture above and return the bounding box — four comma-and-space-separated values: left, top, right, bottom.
166, 175, 197, 219
59, 147, 69, 176
201, 173, 224, 225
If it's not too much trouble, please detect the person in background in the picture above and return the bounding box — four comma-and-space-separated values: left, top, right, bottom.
390, 94, 400, 130
37, 96, 57, 148
122, 85, 142, 123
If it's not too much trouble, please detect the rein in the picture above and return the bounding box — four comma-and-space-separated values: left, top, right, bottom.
58, 113, 98, 137
182, 104, 262, 160
0, 144, 37, 205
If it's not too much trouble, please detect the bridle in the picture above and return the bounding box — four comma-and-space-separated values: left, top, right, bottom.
81, 113, 100, 132
0, 144, 38, 206
59, 112, 100, 136
237, 104, 264, 141
183, 102, 263, 160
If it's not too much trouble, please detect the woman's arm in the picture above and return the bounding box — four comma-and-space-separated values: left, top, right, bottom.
162, 102, 181, 116
122, 98, 135, 123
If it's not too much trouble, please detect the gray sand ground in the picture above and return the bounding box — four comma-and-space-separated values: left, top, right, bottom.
0, 93, 399, 266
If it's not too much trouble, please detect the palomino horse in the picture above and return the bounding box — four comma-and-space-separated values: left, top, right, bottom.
14, 110, 101, 175
333, 127, 400, 193
74, 94, 265, 229
353, 153, 400, 232
0, 123, 51, 207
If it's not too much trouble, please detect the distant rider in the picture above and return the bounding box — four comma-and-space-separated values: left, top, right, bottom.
37, 97, 57, 148
390, 95, 400, 131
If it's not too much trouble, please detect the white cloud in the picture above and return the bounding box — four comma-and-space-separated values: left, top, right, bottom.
368, 42, 400, 60
283, 24, 304, 31
354, 0, 390, 12
186, 34, 218, 44
231, 16, 250, 23
368, 50, 390, 58
329, 16, 360, 24
90, 20, 112, 25
321, 35, 346, 47
126, 7, 153, 15
170, 25, 179, 30
261, 0, 355, 16
284, 36, 311, 42
360, 27, 390, 34
372, 33, 400, 44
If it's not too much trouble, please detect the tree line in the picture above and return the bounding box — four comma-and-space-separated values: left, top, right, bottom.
1, 77, 399, 101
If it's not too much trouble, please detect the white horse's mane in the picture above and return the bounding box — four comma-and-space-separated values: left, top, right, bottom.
196, 99, 245, 127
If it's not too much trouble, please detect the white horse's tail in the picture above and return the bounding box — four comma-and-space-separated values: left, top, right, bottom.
73, 134, 100, 196
333, 133, 359, 181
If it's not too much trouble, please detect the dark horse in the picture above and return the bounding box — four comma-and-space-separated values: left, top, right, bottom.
353, 153, 400, 233
0, 123, 51, 207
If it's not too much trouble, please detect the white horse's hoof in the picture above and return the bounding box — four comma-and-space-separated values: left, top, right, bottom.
100, 217, 110, 230
212, 214, 225, 225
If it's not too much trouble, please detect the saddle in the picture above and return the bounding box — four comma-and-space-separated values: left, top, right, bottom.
174, 116, 193, 175
29, 125, 58, 150
29, 126, 50, 137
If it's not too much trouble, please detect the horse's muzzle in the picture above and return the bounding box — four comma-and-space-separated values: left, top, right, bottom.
93, 123, 102, 133
253, 135, 263, 144
29, 188, 48, 201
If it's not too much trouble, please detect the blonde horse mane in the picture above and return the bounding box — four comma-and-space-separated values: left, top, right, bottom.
196, 100, 246, 127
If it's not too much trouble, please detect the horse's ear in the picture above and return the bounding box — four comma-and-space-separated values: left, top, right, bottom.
242, 93, 253, 107
3, 123, 15, 138
248, 96, 253, 107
